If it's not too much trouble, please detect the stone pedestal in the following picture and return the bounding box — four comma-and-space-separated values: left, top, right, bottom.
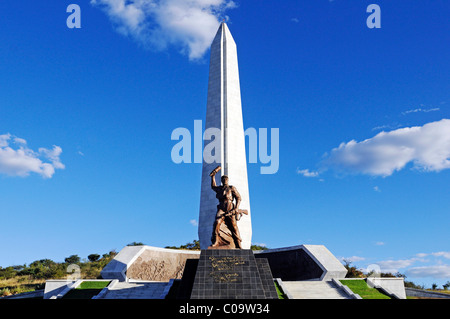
189, 249, 278, 299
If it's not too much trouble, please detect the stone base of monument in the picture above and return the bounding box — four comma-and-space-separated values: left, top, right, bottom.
186, 249, 278, 299
96, 244, 359, 299
100, 244, 348, 284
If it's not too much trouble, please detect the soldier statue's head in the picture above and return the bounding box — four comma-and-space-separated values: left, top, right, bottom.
221, 175, 229, 186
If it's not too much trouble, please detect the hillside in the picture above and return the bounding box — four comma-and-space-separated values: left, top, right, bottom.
0, 239, 269, 297
0, 250, 117, 297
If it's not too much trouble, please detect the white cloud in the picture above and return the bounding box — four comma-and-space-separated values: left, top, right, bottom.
377, 259, 417, 273
0, 134, 65, 179
406, 265, 450, 279
322, 119, 450, 177
13, 137, 27, 145
374, 241, 385, 246
373, 186, 381, 192
190, 219, 198, 227
341, 256, 366, 263
353, 252, 450, 283
91, 0, 237, 60
413, 251, 450, 259
296, 168, 319, 178
431, 252, 450, 259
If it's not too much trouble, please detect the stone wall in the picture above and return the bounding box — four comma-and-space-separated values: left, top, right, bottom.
127, 249, 197, 281
101, 246, 200, 282
406, 288, 450, 299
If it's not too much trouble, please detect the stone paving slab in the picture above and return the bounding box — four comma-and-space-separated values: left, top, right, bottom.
101, 282, 169, 299
281, 281, 350, 299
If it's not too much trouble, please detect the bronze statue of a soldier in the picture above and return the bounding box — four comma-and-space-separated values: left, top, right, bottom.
209, 166, 248, 249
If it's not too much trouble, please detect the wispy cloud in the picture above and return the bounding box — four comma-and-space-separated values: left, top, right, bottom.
432, 252, 450, 259
296, 168, 319, 178
0, 134, 64, 178
407, 265, 450, 279
375, 251, 450, 279
371, 123, 402, 132
416, 251, 450, 259
341, 256, 366, 263
190, 219, 198, 227
341, 251, 450, 283
377, 259, 417, 273
91, 0, 238, 60
402, 106, 440, 115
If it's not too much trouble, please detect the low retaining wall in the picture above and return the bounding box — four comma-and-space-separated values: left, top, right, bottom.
406, 288, 450, 299
367, 277, 406, 299
1, 289, 44, 299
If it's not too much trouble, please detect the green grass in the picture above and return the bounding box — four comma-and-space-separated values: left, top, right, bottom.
274, 281, 286, 299
77, 281, 110, 290
340, 279, 391, 299
61, 281, 110, 299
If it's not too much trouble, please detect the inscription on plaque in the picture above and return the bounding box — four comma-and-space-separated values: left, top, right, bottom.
190, 250, 275, 299
209, 256, 245, 283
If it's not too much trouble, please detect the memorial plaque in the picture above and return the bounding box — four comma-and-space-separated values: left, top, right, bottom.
190, 249, 277, 299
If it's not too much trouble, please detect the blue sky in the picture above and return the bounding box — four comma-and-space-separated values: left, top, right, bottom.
1, 1, 449, 288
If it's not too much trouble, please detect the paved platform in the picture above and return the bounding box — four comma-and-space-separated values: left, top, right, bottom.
99, 281, 169, 299
281, 281, 351, 299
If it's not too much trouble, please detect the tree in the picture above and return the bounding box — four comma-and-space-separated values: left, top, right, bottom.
0, 266, 17, 280
64, 255, 80, 264
404, 280, 424, 289
443, 281, 450, 290
251, 244, 268, 251
431, 283, 438, 290
88, 254, 100, 262
342, 259, 364, 278
185, 240, 200, 250
127, 242, 144, 246
102, 250, 117, 259
165, 240, 200, 250
30, 259, 55, 268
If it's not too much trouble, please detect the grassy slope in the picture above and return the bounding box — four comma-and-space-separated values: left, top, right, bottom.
0, 256, 115, 297
340, 279, 391, 299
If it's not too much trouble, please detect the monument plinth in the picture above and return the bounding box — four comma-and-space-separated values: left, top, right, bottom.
189, 249, 278, 300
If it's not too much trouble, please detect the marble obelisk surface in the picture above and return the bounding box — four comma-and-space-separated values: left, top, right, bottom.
198, 23, 252, 250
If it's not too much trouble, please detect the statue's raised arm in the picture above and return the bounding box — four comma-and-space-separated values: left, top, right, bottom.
210, 166, 221, 190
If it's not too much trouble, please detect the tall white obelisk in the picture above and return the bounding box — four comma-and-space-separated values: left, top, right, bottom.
198, 22, 252, 250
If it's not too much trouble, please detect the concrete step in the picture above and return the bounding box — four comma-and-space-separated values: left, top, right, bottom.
282, 281, 351, 299
100, 282, 169, 299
